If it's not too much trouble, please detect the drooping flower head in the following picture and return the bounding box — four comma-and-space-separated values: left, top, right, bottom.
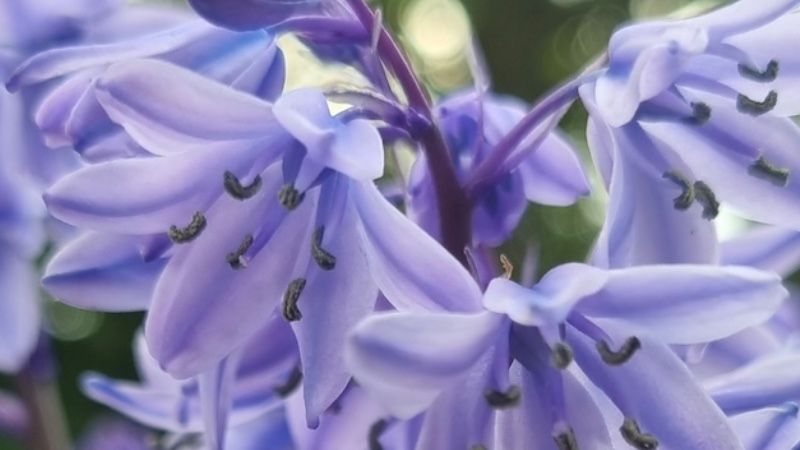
582, 0, 800, 267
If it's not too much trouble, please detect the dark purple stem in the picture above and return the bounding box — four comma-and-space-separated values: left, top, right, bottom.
346, 0, 472, 264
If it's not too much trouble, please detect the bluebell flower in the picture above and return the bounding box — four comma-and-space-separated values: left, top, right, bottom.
83, 320, 297, 450
41, 59, 478, 427
7, 10, 285, 164
408, 91, 590, 247
582, 0, 800, 267
347, 258, 786, 449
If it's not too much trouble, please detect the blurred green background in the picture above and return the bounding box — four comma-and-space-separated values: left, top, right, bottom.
0, 0, 726, 448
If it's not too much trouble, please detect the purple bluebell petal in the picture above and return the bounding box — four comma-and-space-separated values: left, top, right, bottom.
731, 404, 800, 450
721, 226, 800, 276
43, 232, 165, 312
226, 407, 293, 450
287, 386, 388, 449
146, 170, 312, 378
580, 265, 786, 344
274, 89, 384, 181
413, 354, 495, 450
187, 0, 325, 31
517, 131, 590, 206
95, 59, 277, 153
44, 146, 258, 234
353, 182, 483, 313
294, 181, 379, 425
570, 333, 743, 450
81, 372, 200, 432
687, 0, 800, 39
199, 353, 239, 450
0, 245, 39, 373
483, 264, 608, 327
6, 22, 213, 90
704, 352, 800, 414
591, 124, 718, 268
346, 310, 505, 418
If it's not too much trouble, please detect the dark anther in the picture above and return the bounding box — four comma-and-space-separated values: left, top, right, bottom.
278, 184, 305, 211
693, 181, 720, 220
738, 59, 779, 82
500, 254, 513, 279
168, 212, 207, 244
484, 385, 521, 409
620, 418, 659, 449
551, 342, 574, 370
597, 337, 641, 366
223, 171, 262, 200
282, 278, 306, 322
368, 419, 387, 450
737, 91, 778, 116
226, 234, 254, 270
662, 171, 695, 210
273, 366, 303, 397
311, 227, 337, 270
690, 102, 711, 125
553, 428, 579, 450
749, 156, 790, 187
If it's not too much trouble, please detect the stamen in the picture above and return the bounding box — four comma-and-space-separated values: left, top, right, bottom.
596, 337, 641, 366
273, 366, 302, 397
500, 254, 514, 279
223, 171, 262, 200
689, 102, 711, 125
282, 278, 306, 322
553, 428, 579, 450
693, 181, 720, 220
551, 342, 574, 370
311, 227, 337, 270
748, 156, 790, 187
484, 385, 521, 409
278, 184, 305, 211
662, 171, 695, 211
738, 60, 779, 82
168, 212, 207, 244
368, 419, 387, 450
737, 91, 778, 116
620, 418, 659, 449
226, 234, 254, 270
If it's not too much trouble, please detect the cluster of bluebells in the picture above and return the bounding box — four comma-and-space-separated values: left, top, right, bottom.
3, 0, 800, 448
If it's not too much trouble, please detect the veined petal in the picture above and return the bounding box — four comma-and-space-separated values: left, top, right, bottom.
641, 94, 800, 229
580, 265, 787, 344
0, 246, 39, 373
687, 0, 800, 40
570, 332, 743, 450
294, 181, 379, 425
346, 310, 505, 418
274, 89, 384, 181
6, 21, 214, 90
705, 352, 800, 414
187, 0, 323, 31
483, 264, 608, 327
590, 124, 718, 268
81, 372, 200, 432
146, 170, 313, 378
517, 131, 590, 206
43, 232, 165, 312
95, 59, 277, 153
44, 145, 258, 234
199, 354, 239, 450
731, 405, 800, 450
721, 226, 800, 276
353, 181, 483, 312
